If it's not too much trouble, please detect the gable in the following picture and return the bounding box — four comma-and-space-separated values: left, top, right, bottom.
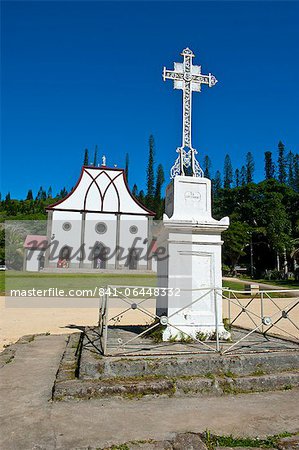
47, 166, 155, 216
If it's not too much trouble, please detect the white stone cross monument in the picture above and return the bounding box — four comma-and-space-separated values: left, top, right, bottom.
157, 48, 230, 341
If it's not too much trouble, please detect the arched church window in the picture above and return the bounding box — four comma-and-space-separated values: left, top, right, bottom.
95, 222, 107, 234
62, 222, 72, 231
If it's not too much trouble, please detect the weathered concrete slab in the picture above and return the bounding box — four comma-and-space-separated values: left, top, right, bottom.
1, 333, 299, 450
278, 436, 299, 450
52, 330, 299, 400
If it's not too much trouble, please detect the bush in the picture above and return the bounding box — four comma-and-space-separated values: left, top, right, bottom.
264, 269, 283, 280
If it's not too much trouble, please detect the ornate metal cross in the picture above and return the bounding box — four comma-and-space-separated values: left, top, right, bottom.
163, 48, 217, 178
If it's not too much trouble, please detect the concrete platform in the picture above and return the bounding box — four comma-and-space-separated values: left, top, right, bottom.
52, 328, 299, 401
1, 333, 299, 449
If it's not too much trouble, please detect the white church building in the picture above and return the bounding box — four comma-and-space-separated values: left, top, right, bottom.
24, 162, 156, 272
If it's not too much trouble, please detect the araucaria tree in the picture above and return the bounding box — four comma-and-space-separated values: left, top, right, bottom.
26, 189, 33, 201
125, 153, 129, 182
154, 164, 165, 218
294, 154, 299, 192
235, 169, 240, 187
83, 148, 89, 166
240, 166, 246, 186
287, 151, 295, 188
278, 141, 287, 184
132, 184, 138, 198
264, 151, 275, 179
212, 170, 222, 194
93, 145, 98, 167
223, 154, 233, 189
246, 152, 255, 183
203, 155, 212, 179
146, 135, 155, 208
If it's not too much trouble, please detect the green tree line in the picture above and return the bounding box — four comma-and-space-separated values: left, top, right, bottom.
1, 139, 298, 278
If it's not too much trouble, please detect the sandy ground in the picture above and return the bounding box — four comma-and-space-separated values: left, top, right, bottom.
0, 297, 100, 351
1, 291, 298, 351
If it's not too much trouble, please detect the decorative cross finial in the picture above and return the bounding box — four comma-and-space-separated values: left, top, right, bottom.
102, 155, 106, 166
163, 47, 218, 178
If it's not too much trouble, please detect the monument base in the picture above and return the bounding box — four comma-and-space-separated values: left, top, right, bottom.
156, 175, 230, 342
162, 324, 231, 342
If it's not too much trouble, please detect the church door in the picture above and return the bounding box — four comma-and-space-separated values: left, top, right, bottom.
128, 248, 138, 270
93, 243, 107, 269
58, 246, 71, 268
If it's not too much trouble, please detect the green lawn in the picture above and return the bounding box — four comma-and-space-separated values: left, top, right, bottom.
254, 279, 299, 289
0, 271, 247, 296
2, 271, 157, 295
3, 271, 298, 297
222, 280, 245, 291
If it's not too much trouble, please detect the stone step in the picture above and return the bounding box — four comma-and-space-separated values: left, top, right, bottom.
53, 333, 299, 400
80, 350, 299, 380
53, 368, 299, 400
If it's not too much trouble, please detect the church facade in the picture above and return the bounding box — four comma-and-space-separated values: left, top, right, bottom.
24, 164, 155, 272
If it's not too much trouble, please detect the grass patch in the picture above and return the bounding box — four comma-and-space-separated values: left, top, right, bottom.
202, 430, 294, 449
222, 280, 246, 291
2, 271, 157, 296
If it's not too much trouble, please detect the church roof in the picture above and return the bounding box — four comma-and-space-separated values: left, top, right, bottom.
46, 166, 155, 216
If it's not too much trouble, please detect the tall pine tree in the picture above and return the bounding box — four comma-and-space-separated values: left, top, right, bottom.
203, 155, 212, 179
245, 151, 255, 183
294, 154, 299, 192
264, 151, 275, 179
287, 151, 294, 188
223, 154, 233, 189
154, 164, 165, 200
146, 135, 155, 208
132, 184, 138, 198
47, 187, 52, 199
154, 164, 165, 218
26, 189, 33, 200
83, 148, 89, 166
36, 186, 43, 201
240, 165, 246, 186
278, 141, 287, 184
93, 145, 98, 166
235, 169, 240, 187
125, 153, 129, 182
212, 170, 222, 194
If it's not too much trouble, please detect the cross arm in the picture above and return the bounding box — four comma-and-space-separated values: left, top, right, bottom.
192, 73, 218, 87
163, 67, 184, 82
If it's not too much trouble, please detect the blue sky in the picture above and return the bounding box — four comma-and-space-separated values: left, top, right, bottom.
1, 1, 299, 199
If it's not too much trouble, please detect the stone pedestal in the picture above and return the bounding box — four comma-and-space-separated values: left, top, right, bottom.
156, 176, 229, 340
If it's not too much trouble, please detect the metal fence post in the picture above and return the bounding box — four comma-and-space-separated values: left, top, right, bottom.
261, 291, 264, 334
214, 288, 220, 352
103, 291, 108, 356
228, 289, 231, 326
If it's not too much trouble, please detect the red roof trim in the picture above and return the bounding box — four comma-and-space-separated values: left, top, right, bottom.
46, 166, 155, 216
46, 166, 85, 210
45, 208, 153, 216
122, 171, 155, 216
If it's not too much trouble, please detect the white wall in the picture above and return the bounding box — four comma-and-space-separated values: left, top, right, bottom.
83, 213, 117, 269
26, 250, 43, 272
119, 215, 149, 269
49, 211, 82, 268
